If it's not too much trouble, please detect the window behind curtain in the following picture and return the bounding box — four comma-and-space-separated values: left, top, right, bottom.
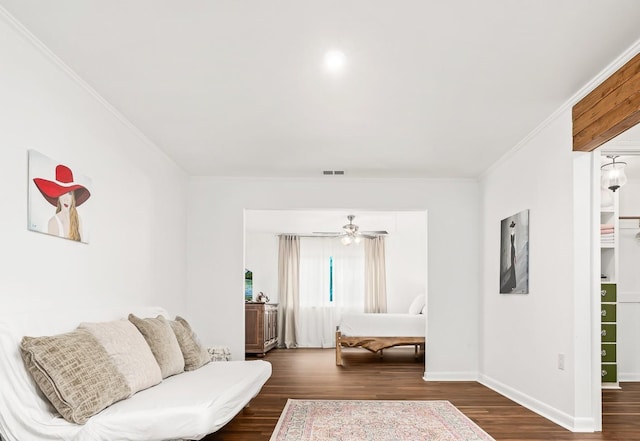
297, 237, 364, 347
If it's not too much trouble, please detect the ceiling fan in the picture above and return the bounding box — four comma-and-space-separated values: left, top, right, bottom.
312, 214, 388, 245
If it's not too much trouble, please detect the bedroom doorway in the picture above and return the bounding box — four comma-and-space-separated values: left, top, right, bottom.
243, 209, 428, 365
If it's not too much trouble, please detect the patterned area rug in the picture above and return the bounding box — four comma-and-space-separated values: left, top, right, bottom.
270, 399, 495, 441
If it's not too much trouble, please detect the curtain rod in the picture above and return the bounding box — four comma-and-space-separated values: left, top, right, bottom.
276, 234, 337, 237
619, 216, 640, 220
275, 234, 383, 238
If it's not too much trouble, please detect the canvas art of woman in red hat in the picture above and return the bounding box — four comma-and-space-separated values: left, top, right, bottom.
33, 163, 91, 242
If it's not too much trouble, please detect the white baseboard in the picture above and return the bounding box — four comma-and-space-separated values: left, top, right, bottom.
423, 371, 479, 381
619, 373, 640, 382
479, 374, 595, 432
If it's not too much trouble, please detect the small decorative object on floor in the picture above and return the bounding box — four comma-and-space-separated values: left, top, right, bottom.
207, 346, 231, 362
270, 399, 495, 441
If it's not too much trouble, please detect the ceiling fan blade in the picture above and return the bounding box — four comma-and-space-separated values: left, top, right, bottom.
311, 216, 388, 239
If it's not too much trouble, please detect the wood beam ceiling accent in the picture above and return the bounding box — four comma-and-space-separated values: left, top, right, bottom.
572, 52, 640, 152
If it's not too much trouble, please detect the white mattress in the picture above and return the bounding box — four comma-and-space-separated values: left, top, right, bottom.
338, 313, 425, 337
80, 359, 272, 441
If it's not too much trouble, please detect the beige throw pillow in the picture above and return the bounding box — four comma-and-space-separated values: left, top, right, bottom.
128, 314, 184, 378
169, 316, 211, 371
20, 328, 131, 424
79, 319, 162, 394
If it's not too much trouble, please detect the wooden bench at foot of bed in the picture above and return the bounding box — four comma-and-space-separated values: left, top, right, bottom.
335, 330, 425, 366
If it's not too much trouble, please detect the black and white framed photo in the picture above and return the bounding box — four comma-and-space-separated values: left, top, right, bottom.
499, 209, 529, 294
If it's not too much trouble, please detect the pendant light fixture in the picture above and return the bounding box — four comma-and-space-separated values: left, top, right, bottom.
601, 155, 627, 192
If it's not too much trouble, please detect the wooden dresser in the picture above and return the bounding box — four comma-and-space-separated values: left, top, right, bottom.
245, 302, 278, 357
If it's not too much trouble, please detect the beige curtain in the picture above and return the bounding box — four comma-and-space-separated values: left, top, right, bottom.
364, 236, 388, 313
277, 235, 300, 348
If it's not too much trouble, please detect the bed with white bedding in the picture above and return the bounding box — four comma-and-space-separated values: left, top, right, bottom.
335, 312, 425, 365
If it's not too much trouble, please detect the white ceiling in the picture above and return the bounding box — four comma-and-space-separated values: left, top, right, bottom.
602, 124, 640, 179
2, 1, 640, 178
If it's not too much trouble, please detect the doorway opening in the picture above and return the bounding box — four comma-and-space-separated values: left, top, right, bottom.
243, 209, 428, 372
593, 126, 640, 429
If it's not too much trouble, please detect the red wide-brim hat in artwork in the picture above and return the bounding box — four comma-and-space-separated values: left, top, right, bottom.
33, 164, 91, 207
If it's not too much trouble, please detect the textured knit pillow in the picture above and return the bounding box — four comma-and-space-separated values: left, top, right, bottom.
169, 316, 211, 371
79, 319, 162, 394
20, 328, 131, 424
128, 314, 184, 378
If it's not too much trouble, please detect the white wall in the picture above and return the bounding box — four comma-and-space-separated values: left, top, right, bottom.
0, 14, 188, 318
617, 179, 640, 380
245, 210, 427, 313
480, 110, 595, 430
245, 231, 279, 301
187, 177, 480, 375
383, 211, 428, 313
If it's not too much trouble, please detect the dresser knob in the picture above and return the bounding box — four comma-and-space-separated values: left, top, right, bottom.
601, 290, 607, 297
601, 350, 606, 357
602, 370, 607, 377
602, 310, 607, 317
601, 330, 607, 336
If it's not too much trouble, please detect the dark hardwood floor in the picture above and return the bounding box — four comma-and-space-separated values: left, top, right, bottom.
204, 348, 640, 440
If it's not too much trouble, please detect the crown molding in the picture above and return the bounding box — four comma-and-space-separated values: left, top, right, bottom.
481, 38, 640, 180
601, 139, 640, 153
0, 6, 186, 175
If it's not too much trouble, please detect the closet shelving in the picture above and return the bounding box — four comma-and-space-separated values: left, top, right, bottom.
600, 190, 619, 389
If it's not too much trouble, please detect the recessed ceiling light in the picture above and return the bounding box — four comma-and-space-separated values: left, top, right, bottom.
324, 49, 346, 73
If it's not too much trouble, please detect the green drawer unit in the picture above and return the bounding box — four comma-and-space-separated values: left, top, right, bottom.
601, 363, 617, 383
601, 303, 617, 322
600, 283, 617, 303
601, 323, 616, 342
601, 343, 616, 363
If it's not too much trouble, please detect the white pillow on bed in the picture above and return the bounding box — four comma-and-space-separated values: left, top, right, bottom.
408, 295, 425, 315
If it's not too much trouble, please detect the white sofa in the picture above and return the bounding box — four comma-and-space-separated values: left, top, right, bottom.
0, 306, 272, 441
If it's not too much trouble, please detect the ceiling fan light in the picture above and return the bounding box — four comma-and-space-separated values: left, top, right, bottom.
341, 235, 353, 245
353, 235, 362, 244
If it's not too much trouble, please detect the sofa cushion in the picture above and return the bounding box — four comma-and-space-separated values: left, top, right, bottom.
20, 328, 131, 424
128, 314, 184, 378
169, 316, 211, 371
80, 359, 273, 440
79, 319, 163, 394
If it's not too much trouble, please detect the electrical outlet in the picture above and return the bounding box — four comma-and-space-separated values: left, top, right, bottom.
558, 353, 565, 370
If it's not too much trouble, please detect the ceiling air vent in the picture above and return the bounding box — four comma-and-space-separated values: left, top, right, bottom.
322, 170, 345, 175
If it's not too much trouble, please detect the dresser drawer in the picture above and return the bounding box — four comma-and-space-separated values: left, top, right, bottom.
601, 343, 616, 363
601, 324, 616, 342
600, 284, 617, 303
601, 303, 617, 323
601, 363, 617, 383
